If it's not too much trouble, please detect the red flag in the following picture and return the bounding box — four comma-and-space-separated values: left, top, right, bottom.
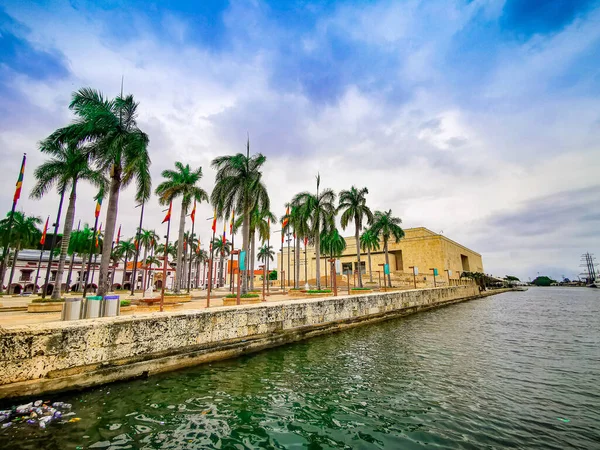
304, 237, 308, 247
94, 198, 102, 218
13, 154, 26, 204
116, 225, 121, 245
40, 216, 49, 245
282, 206, 289, 229
281, 232, 284, 244
190, 200, 196, 224
211, 209, 217, 233
162, 201, 172, 224
196, 238, 201, 254
135, 239, 139, 251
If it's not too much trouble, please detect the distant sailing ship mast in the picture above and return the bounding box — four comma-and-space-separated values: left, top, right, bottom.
579, 252, 598, 288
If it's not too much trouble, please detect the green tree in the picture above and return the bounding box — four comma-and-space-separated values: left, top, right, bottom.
211, 236, 231, 288
0, 212, 42, 293
257, 244, 275, 288
211, 139, 269, 294
155, 162, 209, 293
115, 239, 136, 287
338, 186, 373, 288
370, 210, 405, 287
360, 228, 380, 284
138, 229, 159, 292
68, 224, 94, 291
30, 140, 106, 299
532, 275, 556, 287
282, 203, 310, 288
46, 88, 152, 296
292, 175, 336, 289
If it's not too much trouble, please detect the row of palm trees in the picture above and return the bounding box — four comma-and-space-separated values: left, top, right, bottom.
7, 86, 405, 298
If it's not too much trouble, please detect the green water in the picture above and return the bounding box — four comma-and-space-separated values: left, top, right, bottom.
2, 288, 599, 449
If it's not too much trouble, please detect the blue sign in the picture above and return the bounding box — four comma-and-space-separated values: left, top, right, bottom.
384, 264, 390, 275
433, 268, 438, 277
239, 251, 247, 271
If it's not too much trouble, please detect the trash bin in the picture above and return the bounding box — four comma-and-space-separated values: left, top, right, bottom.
61, 298, 83, 321
84, 296, 103, 319
102, 295, 120, 317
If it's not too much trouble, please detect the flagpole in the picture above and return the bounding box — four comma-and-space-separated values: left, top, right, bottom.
130, 202, 145, 296
160, 202, 173, 313
82, 214, 100, 298
33, 216, 49, 294
207, 224, 216, 308
0, 153, 26, 294
266, 219, 271, 294
41, 190, 65, 299
229, 231, 235, 292
187, 201, 196, 293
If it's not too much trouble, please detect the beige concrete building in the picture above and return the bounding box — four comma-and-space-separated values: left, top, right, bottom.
277, 227, 484, 288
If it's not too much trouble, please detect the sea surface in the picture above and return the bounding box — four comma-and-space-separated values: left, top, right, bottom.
2, 287, 599, 449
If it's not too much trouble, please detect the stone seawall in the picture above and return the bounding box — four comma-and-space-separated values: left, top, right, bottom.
0, 285, 487, 400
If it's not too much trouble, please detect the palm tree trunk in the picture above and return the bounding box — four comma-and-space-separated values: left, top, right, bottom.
52, 180, 77, 299
241, 203, 250, 294
181, 248, 187, 290
79, 253, 86, 291
250, 234, 256, 290
141, 246, 148, 293
355, 221, 363, 288
219, 253, 225, 287
174, 201, 186, 294
385, 240, 391, 287
367, 246, 373, 283
295, 236, 300, 289
122, 255, 128, 287
7, 244, 20, 294
315, 232, 321, 289
97, 167, 121, 297
66, 252, 76, 292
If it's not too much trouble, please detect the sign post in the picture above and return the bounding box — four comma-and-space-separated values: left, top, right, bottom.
430, 268, 438, 288
409, 266, 418, 289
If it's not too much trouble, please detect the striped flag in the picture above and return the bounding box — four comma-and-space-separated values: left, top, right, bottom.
40, 216, 49, 245
211, 209, 217, 233
230, 210, 235, 234
222, 220, 227, 245
196, 238, 201, 254
190, 200, 196, 224
13, 154, 26, 203
162, 201, 172, 224
116, 225, 121, 245
95, 198, 102, 218
282, 206, 289, 229
96, 224, 102, 248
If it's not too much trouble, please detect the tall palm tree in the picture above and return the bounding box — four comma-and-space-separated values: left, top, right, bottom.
291, 175, 336, 289
360, 228, 380, 283
0, 212, 41, 293
370, 210, 405, 287
338, 186, 373, 288
45, 88, 152, 296
320, 228, 347, 288
196, 248, 209, 288
144, 255, 161, 289
30, 140, 105, 299
116, 239, 136, 287
68, 224, 94, 291
155, 162, 208, 294
211, 139, 269, 294
281, 204, 309, 289
257, 244, 275, 287
211, 236, 231, 287
138, 229, 159, 293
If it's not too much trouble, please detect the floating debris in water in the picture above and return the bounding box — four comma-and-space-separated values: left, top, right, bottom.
0, 400, 77, 430
557, 417, 571, 423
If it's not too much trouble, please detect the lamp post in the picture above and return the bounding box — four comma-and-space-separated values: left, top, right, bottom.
329, 258, 337, 296
409, 266, 418, 289
130, 202, 144, 296
429, 268, 437, 288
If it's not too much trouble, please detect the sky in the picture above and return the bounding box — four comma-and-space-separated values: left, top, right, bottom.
0, 0, 599, 282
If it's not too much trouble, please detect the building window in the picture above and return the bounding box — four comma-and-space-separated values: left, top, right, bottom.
461, 255, 470, 272
19, 270, 33, 282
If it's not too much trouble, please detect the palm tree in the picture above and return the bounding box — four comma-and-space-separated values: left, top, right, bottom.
138, 229, 159, 292
144, 255, 161, 290
360, 228, 380, 284
45, 88, 152, 296
291, 175, 336, 289
320, 228, 346, 288
116, 239, 136, 287
211, 139, 269, 294
211, 236, 231, 287
30, 140, 105, 299
155, 162, 209, 294
370, 210, 405, 287
196, 248, 209, 288
257, 244, 275, 287
0, 212, 41, 293
68, 224, 94, 291
338, 186, 373, 288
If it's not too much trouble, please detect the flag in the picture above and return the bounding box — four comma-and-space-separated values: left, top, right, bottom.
162, 201, 172, 224
222, 220, 227, 245
190, 200, 196, 224
40, 216, 49, 245
135, 239, 139, 251
211, 209, 217, 233
230, 210, 235, 234
196, 238, 201, 254
13, 154, 26, 204
184, 239, 187, 251
96, 224, 102, 248
116, 225, 121, 245
282, 206, 289, 229
304, 237, 308, 247
95, 198, 102, 218
281, 232, 284, 244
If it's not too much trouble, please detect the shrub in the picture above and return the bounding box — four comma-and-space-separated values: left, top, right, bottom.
225, 293, 260, 299
120, 300, 131, 307
351, 287, 372, 290
306, 289, 332, 294
31, 297, 65, 303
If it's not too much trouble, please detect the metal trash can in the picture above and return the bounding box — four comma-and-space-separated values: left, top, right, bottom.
84, 295, 103, 319
102, 295, 120, 317
61, 298, 83, 321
